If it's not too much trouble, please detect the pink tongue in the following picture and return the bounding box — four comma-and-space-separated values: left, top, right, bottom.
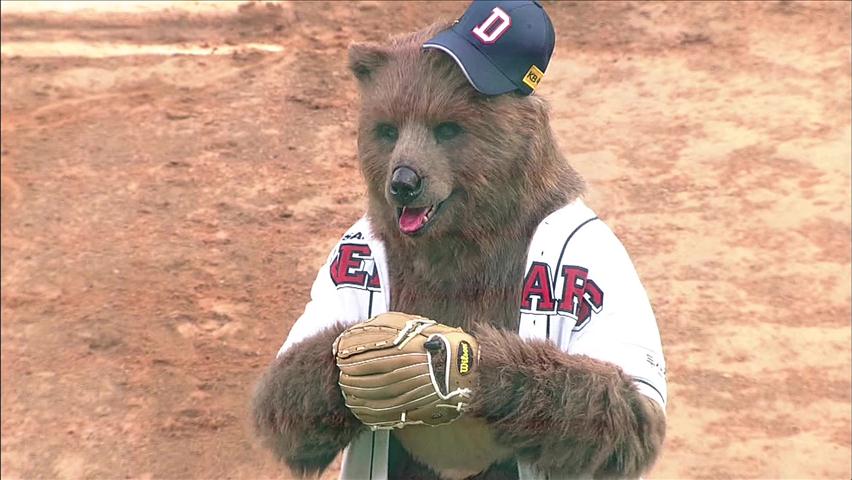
399, 206, 430, 234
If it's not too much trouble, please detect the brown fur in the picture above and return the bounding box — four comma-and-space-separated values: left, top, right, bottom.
251, 323, 363, 475
254, 21, 665, 479
472, 326, 666, 478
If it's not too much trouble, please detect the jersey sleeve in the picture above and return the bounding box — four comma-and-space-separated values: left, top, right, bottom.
276, 217, 387, 357
562, 220, 668, 410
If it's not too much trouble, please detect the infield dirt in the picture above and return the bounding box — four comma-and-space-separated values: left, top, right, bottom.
2, 1, 850, 479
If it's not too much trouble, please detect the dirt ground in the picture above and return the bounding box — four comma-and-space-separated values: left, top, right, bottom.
1, 1, 850, 479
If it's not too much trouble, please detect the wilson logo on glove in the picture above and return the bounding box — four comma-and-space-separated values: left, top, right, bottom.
457, 341, 472, 375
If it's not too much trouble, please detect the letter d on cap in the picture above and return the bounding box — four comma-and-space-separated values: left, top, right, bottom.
471, 7, 512, 44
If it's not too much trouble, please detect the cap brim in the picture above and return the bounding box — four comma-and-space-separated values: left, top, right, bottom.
423, 30, 518, 96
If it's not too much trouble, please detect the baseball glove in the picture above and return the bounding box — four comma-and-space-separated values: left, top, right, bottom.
332, 312, 478, 430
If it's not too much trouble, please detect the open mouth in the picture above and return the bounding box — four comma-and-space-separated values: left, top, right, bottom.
396, 201, 444, 236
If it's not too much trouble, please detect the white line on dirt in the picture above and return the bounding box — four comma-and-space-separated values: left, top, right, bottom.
0, 1, 242, 14
0, 41, 284, 58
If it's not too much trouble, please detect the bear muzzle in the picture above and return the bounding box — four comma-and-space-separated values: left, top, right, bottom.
389, 166, 423, 205
388, 166, 455, 236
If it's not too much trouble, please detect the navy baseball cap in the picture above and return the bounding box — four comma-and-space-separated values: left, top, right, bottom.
423, 0, 555, 96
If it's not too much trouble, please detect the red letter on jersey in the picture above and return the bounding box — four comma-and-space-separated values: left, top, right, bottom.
557, 265, 604, 326
520, 261, 556, 312
330, 244, 372, 287
366, 263, 381, 289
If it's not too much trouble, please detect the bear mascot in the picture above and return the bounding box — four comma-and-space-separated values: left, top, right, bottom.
253, 2, 667, 479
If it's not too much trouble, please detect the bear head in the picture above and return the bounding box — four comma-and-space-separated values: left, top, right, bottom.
349, 23, 583, 249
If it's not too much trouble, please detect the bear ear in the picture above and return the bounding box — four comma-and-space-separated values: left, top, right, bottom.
348, 42, 390, 83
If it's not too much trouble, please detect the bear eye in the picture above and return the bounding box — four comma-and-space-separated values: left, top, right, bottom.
376, 123, 399, 143
434, 122, 463, 143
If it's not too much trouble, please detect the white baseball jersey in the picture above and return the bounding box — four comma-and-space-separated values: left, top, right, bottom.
277, 198, 667, 480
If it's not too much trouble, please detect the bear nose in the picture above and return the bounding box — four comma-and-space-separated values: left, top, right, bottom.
389, 166, 423, 204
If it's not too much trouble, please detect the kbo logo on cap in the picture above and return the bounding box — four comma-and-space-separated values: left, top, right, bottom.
423, 1, 556, 96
